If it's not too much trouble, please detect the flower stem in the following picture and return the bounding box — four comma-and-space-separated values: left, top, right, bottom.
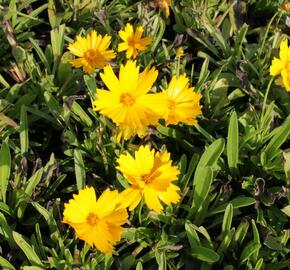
261, 77, 274, 123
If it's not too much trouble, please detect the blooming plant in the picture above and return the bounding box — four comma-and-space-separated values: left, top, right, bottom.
118, 23, 152, 59
68, 30, 115, 74
117, 145, 180, 213
63, 187, 128, 253
2, 1, 290, 268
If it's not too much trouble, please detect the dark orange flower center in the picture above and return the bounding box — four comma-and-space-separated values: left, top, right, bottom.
141, 174, 153, 184
168, 100, 176, 110
84, 49, 98, 62
120, 93, 135, 106
86, 213, 99, 226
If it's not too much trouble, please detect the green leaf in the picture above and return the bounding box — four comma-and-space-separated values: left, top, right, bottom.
32, 202, 60, 243
191, 166, 213, 210
71, 101, 93, 127
264, 118, 290, 161
191, 246, 220, 263
185, 220, 200, 248
240, 242, 261, 263
208, 196, 256, 216
17, 168, 44, 219
157, 252, 166, 270
136, 262, 143, 270
227, 111, 239, 174
222, 203, 233, 235
12, 231, 44, 267
0, 212, 15, 248
194, 138, 225, 173
0, 141, 10, 203
0, 256, 15, 270
281, 205, 290, 217
74, 149, 86, 190
20, 105, 29, 155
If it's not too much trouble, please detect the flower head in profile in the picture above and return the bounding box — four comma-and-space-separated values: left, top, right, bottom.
118, 23, 152, 59
63, 187, 128, 254
162, 74, 202, 125
92, 61, 166, 140
154, 0, 171, 17
68, 30, 115, 74
270, 38, 290, 91
117, 145, 180, 213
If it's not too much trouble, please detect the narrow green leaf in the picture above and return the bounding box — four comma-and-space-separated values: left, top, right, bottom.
208, 196, 256, 216
0, 212, 15, 248
191, 246, 220, 263
195, 138, 225, 172
191, 166, 213, 210
17, 168, 44, 219
0, 256, 15, 270
157, 252, 166, 270
71, 101, 93, 127
254, 258, 264, 270
233, 220, 249, 245
222, 203, 233, 235
20, 105, 29, 155
74, 149, 86, 190
136, 262, 143, 270
227, 111, 239, 174
0, 141, 10, 203
240, 242, 261, 263
29, 37, 51, 73
185, 221, 200, 248
13, 231, 44, 267
264, 118, 290, 160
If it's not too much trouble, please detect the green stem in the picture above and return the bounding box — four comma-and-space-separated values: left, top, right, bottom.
261, 77, 274, 123
259, 12, 279, 57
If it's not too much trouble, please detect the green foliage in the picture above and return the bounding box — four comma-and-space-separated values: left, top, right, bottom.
0, 0, 290, 269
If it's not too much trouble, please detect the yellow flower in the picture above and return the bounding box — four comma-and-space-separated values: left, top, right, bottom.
92, 61, 166, 140
162, 74, 202, 125
117, 145, 180, 213
63, 187, 128, 254
176, 47, 184, 58
68, 30, 115, 74
281, 2, 290, 11
154, 0, 171, 17
270, 38, 290, 91
118, 23, 152, 59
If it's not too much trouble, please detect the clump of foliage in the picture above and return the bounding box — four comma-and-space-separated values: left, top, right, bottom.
0, 0, 290, 269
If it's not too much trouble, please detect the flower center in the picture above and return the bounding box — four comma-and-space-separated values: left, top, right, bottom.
120, 93, 135, 106
168, 100, 176, 110
86, 213, 99, 226
84, 49, 98, 61
141, 174, 152, 184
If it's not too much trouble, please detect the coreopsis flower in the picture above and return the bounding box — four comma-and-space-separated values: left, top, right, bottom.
118, 23, 152, 59
117, 145, 180, 213
68, 30, 115, 74
281, 2, 290, 11
63, 187, 128, 254
162, 74, 202, 125
92, 61, 166, 140
154, 0, 171, 17
270, 38, 290, 91
175, 47, 184, 58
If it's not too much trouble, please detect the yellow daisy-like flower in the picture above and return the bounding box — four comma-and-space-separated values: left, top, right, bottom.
92, 61, 166, 140
118, 23, 152, 59
154, 0, 171, 17
162, 74, 202, 125
68, 30, 115, 74
117, 145, 180, 213
63, 187, 128, 254
270, 38, 290, 91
